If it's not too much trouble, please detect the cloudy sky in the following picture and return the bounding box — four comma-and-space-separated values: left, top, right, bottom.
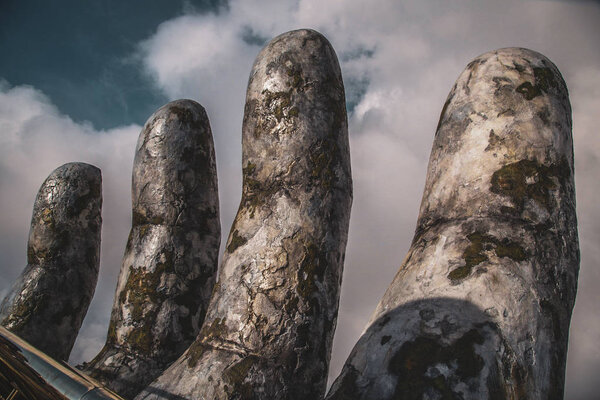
1, 0, 598, 398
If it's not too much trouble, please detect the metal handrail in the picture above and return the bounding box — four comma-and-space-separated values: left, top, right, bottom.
0, 327, 124, 400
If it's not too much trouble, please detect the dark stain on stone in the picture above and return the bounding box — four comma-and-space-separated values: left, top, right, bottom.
388, 329, 485, 399
537, 106, 551, 126
169, 105, 206, 132
435, 90, 455, 134
378, 315, 391, 327
297, 241, 328, 301
532, 66, 557, 93
497, 109, 516, 118
485, 129, 505, 151
512, 62, 526, 73
516, 81, 541, 100
516, 66, 558, 101
419, 309, 435, 321
539, 298, 567, 400
381, 335, 392, 345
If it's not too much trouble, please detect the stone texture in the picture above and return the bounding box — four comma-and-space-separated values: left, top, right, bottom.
137, 29, 352, 400
327, 48, 578, 400
0, 162, 102, 361
80, 100, 220, 399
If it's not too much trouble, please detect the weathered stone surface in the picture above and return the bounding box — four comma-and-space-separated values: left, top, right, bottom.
81, 100, 220, 399
0, 162, 102, 361
327, 48, 578, 399
137, 29, 352, 400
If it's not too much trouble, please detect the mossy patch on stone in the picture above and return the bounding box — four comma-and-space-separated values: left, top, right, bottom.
132, 210, 165, 227
225, 356, 259, 387
309, 138, 339, 190
490, 158, 569, 212
241, 161, 279, 218
187, 318, 228, 367
263, 89, 293, 122
227, 229, 248, 253
128, 326, 153, 355
186, 341, 207, 368
448, 232, 527, 282
41, 208, 55, 227
117, 250, 173, 356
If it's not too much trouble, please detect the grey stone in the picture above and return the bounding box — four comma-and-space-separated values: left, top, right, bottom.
137, 29, 352, 400
80, 100, 220, 399
0, 162, 102, 361
327, 48, 579, 400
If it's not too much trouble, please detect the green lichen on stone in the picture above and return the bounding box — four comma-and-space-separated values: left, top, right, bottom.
241, 162, 279, 218
286, 65, 304, 89
117, 251, 172, 355
495, 240, 526, 261
241, 161, 271, 218
262, 89, 293, 122
138, 224, 150, 239
243, 161, 256, 176
490, 158, 569, 212
225, 356, 259, 386
120, 260, 167, 322
128, 325, 153, 355
227, 229, 248, 253
309, 138, 339, 190
448, 232, 527, 282
132, 210, 165, 227
106, 320, 117, 344
186, 341, 207, 368
187, 318, 227, 367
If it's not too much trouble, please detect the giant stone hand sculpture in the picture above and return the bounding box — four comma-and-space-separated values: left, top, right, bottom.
1, 32, 579, 400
